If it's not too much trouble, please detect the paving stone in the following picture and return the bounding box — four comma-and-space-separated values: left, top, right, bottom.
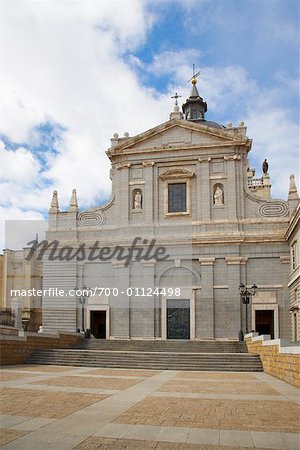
219, 430, 253, 447
94, 423, 134, 438
158, 380, 279, 395
0, 430, 85, 450
0, 373, 31, 382
187, 428, 220, 445
250, 431, 300, 450
84, 369, 160, 378
157, 425, 190, 443
0, 388, 108, 419
175, 372, 257, 380
0, 429, 29, 446
10, 417, 56, 431
0, 414, 31, 428
113, 396, 300, 432
31, 375, 142, 390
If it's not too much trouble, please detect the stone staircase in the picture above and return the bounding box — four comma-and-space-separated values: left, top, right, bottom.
75, 339, 248, 353
26, 339, 263, 371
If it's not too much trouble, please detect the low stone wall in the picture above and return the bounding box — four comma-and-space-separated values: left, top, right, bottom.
0, 332, 83, 365
245, 333, 300, 387
0, 326, 19, 336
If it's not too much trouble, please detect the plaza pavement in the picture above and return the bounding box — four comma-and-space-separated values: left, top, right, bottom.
0, 365, 299, 449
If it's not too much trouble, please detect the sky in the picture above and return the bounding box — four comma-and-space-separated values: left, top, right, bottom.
0, 0, 299, 250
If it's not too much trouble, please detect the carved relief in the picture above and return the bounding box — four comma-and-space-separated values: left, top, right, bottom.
159, 168, 195, 180
259, 201, 288, 218
77, 211, 105, 226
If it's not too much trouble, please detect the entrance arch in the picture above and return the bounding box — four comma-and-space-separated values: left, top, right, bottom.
159, 266, 199, 340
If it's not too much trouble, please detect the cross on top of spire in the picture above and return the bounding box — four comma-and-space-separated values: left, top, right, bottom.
171, 92, 182, 106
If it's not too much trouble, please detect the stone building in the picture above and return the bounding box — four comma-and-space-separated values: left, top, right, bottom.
286, 194, 300, 341
38, 77, 298, 340
2, 248, 42, 331
0, 254, 3, 310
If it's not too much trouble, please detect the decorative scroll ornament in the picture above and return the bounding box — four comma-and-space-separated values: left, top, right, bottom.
259, 201, 288, 218
77, 211, 105, 227
159, 168, 195, 180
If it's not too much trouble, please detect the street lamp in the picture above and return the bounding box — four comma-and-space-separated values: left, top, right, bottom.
74, 284, 90, 332
239, 283, 257, 341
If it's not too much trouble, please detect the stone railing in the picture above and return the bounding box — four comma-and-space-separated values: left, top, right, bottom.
245, 332, 300, 387
0, 310, 15, 327
247, 178, 263, 187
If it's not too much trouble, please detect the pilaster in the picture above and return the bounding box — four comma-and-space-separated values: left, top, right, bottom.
198, 257, 215, 338
198, 159, 210, 220
227, 158, 238, 219
110, 261, 130, 338
117, 163, 130, 225
143, 161, 155, 224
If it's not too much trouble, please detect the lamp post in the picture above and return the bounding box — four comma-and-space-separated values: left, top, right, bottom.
74, 284, 90, 332
239, 283, 257, 341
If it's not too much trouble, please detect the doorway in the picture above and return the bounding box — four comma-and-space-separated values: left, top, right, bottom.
90, 311, 106, 339
167, 299, 190, 339
255, 310, 274, 339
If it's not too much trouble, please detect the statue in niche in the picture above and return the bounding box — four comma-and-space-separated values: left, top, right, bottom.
133, 190, 142, 210
214, 186, 224, 206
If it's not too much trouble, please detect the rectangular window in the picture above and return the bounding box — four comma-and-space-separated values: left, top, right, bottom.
291, 242, 298, 270
168, 183, 187, 213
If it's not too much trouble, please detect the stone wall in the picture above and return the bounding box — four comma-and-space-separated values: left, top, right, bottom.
0, 325, 19, 336
245, 333, 300, 387
0, 331, 83, 365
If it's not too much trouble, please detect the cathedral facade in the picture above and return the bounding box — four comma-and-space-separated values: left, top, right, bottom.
40, 78, 299, 340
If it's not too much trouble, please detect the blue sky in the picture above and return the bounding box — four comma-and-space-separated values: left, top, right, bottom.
0, 0, 299, 248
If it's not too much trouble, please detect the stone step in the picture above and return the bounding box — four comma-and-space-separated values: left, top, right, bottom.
27, 358, 262, 369
75, 339, 248, 353
26, 348, 263, 372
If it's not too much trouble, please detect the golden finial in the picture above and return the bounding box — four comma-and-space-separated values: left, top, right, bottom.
188, 64, 200, 85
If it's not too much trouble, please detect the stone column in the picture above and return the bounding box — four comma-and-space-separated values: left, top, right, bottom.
226, 256, 247, 339
198, 257, 215, 339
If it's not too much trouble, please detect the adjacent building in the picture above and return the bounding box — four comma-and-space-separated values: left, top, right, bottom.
2, 248, 42, 331
286, 199, 300, 341
0, 254, 3, 311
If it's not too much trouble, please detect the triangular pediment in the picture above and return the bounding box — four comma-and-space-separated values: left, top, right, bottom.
108, 119, 250, 156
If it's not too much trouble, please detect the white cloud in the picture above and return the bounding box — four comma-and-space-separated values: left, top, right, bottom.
0, 0, 169, 213
0, 142, 41, 184
146, 48, 201, 79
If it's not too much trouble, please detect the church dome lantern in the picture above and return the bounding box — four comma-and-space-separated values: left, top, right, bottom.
182, 72, 207, 122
